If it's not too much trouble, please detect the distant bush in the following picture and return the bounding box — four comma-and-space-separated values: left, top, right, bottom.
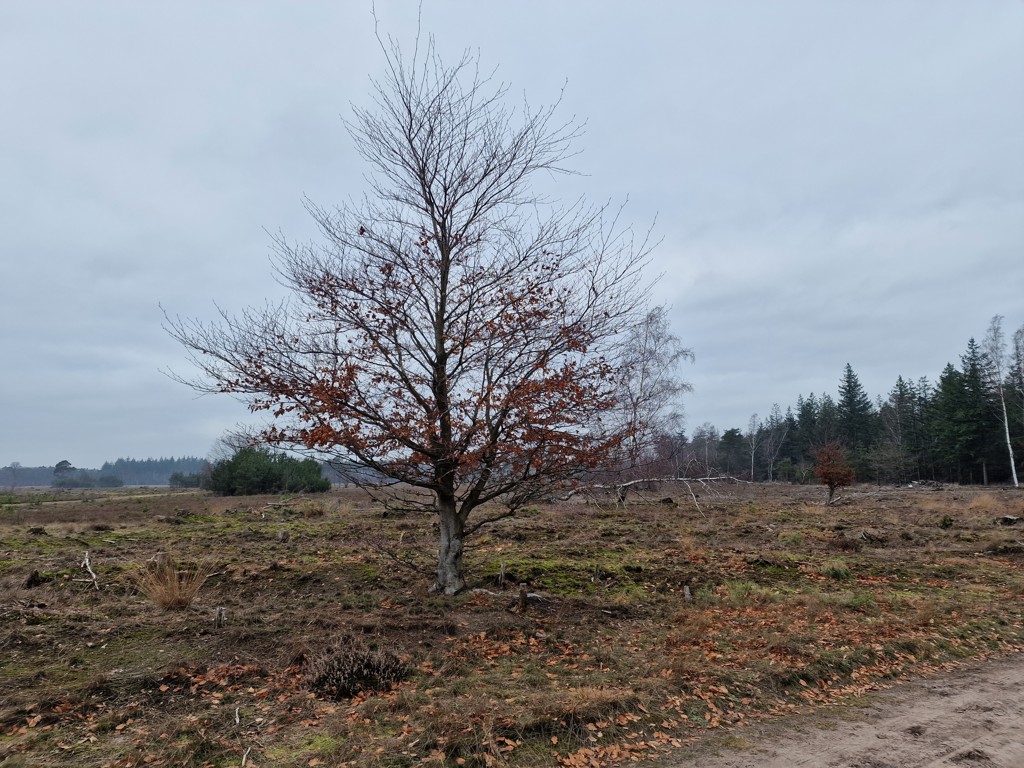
169, 472, 202, 489
204, 447, 331, 496
51, 471, 123, 488
53, 471, 97, 489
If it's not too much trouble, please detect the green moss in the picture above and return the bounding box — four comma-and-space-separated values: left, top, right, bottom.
307, 734, 345, 753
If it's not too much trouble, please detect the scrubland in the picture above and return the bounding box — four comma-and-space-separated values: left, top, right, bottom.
1, 482, 1022, 767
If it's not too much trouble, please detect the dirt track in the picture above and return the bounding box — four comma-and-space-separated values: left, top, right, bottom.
677, 654, 1024, 768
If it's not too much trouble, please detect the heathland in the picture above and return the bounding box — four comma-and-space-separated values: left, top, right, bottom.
1, 483, 1022, 767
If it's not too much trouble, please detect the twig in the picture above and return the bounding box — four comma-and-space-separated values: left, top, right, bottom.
240, 746, 252, 766
465, 507, 517, 536
677, 480, 707, 519
80, 551, 100, 590
367, 537, 433, 576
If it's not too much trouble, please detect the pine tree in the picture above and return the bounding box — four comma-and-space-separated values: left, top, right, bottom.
837, 364, 876, 453
960, 339, 1000, 483
718, 428, 746, 475
930, 363, 966, 481
872, 376, 917, 484
927, 343, 1001, 484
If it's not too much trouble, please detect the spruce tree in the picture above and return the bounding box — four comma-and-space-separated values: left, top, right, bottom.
837, 364, 876, 462
960, 339, 1000, 483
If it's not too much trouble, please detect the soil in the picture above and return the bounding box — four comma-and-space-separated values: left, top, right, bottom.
677, 653, 1024, 768
2, 483, 1022, 766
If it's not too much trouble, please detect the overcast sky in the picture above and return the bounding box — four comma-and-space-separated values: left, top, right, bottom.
2, 2, 1022, 468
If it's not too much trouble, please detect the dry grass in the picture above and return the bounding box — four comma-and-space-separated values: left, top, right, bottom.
967, 492, 1002, 511
1, 483, 1022, 767
131, 552, 212, 610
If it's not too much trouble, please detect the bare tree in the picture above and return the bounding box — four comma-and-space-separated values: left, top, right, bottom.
208, 429, 257, 463
759, 404, 789, 482
745, 413, 762, 481
606, 305, 692, 496
688, 422, 720, 476
166, 39, 660, 594
983, 315, 1019, 487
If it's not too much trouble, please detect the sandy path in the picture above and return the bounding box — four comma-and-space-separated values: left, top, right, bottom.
674, 654, 1024, 768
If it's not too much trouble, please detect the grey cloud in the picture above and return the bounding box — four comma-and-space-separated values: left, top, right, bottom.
1, 1, 1021, 465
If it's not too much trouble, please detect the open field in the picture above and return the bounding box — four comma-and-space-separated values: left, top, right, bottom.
1, 482, 1023, 767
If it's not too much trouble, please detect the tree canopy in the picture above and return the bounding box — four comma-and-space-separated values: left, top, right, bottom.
167, 40, 662, 593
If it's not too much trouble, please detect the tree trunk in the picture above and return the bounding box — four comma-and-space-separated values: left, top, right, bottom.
999, 394, 1020, 488
432, 498, 466, 595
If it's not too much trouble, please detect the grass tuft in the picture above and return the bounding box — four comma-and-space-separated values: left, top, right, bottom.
132, 552, 211, 610
821, 559, 852, 580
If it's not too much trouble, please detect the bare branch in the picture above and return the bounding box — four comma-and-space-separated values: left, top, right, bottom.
166, 37, 669, 595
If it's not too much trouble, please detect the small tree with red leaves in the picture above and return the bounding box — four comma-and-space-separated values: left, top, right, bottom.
166, 40, 659, 594
814, 442, 855, 505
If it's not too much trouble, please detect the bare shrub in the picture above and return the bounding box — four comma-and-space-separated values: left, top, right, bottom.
304, 637, 407, 701
132, 553, 211, 611
828, 534, 864, 552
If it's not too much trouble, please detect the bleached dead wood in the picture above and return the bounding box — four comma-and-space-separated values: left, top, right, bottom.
561, 475, 747, 518
79, 551, 100, 590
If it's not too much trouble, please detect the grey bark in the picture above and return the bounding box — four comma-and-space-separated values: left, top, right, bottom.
432, 498, 466, 595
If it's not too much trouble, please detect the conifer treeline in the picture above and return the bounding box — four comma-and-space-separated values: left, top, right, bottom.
98, 457, 208, 486
1, 457, 208, 488
683, 320, 1024, 486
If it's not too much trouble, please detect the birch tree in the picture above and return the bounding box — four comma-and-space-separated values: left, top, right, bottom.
983, 315, 1019, 487
609, 306, 692, 484
746, 413, 762, 481
760, 404, 789, 482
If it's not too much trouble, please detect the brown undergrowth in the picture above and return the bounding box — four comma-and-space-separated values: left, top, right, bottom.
0, 483, 1022, 767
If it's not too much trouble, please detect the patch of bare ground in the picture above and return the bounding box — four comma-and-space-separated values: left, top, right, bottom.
667, 653, 1024, 768
0, 482, 1022, 766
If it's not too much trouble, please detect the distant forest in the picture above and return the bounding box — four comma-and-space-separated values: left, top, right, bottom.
676, 318, 1024, 486
0, 457, 208, 489
0, 455, 373, 490
4, 320, 1020, 491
